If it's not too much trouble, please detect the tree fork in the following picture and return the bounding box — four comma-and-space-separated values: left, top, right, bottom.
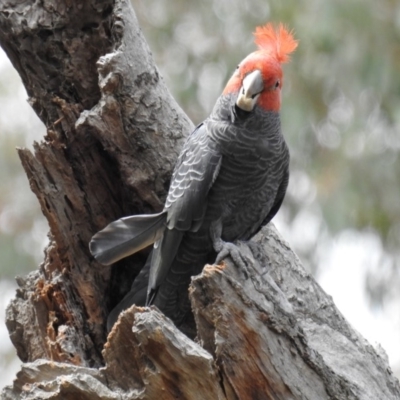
0, 0, 399, 399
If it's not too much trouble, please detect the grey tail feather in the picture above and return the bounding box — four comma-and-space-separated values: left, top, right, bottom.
89, 211, 167, 265
146, 228, 184, 306
146, 287, 158, 307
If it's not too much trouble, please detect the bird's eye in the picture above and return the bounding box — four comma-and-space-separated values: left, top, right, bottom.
236, 65, 240, 69
274, 80, 280, 89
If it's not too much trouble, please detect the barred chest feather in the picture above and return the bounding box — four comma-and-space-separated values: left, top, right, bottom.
203, 94, 289, 240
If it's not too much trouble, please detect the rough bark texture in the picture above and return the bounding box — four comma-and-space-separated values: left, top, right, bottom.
0, 0, 399, 399
1, 0, 191, 368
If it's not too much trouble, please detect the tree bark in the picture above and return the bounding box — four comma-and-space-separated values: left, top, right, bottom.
0, 0, 399, 399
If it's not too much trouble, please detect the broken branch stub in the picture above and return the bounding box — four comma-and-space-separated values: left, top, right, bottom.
190, 224, 400, 400
2, 307, 225, 400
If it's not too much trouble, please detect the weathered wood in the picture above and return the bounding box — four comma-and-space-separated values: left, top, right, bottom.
0, 0, 191, 368
191, 225, 400, 399
103, 307, 225, 399
4, 226, 399, 399
1, 0, 399, 399
3, 306, 225, 400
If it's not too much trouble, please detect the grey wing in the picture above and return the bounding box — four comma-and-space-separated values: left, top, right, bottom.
147, 123, 222, 301
165, 123, 222, 231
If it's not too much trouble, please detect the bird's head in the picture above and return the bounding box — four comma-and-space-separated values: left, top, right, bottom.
223, 23, 298, 113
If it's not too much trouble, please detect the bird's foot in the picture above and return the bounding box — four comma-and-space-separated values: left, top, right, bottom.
214, 240, 249, 279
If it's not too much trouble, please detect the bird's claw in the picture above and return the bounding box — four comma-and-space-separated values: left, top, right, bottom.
215, 241, 249, 279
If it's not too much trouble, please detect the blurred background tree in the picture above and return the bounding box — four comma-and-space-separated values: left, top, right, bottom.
1, 0, 399, 387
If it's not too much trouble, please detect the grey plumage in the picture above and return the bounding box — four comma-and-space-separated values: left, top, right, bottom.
89, 212, 166, 265
91, 94, 289, 328
90, 25, 297, 330
156, 95, 288, 323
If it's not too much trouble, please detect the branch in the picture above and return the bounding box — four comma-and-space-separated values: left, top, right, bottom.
0, 0, 399, 399
0, 0, 191, 367
192, 226, 400, 399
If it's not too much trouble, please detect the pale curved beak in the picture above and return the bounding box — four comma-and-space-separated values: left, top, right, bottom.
236, 70, 264, 112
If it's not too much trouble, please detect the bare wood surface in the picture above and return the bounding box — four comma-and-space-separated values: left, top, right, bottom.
0, 0, 399, 399
0, 0, 191, 368
192, 225, 400, 399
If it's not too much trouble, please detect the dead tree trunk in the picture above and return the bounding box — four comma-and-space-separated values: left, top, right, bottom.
0, 1, 399, 399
